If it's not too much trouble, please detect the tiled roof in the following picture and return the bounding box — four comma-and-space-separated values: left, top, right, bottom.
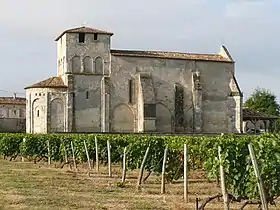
0, 97, 26, 105
24, 77, 67, 89
243, 108, 279, 120
55, 26, 114, 41
111, 49, 233, 62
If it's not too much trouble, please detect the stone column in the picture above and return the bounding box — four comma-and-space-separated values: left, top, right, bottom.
100, 77, 106, 132
192, 70, 202, 133
46, 92, 50, 133
104, 77, 110, 132
66, 75, 74, 132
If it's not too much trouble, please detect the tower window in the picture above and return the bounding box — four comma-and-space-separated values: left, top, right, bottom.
79, 33, 85, 43
86, 91, 89, 99
94, 33, 98, 40
37, 110, 40, 117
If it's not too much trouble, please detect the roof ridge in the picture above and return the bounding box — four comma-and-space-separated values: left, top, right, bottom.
111, 49, 220, 56
55, 26, 114, 41
111, 49, 232, 62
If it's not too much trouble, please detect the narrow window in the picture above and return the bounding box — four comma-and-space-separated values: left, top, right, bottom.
175, 84, 184, 127
79, 33, 85, 43
13, 110, 16, 115
37, 110, 40, 117
93, 33, 98, 41
86, 91, 89, 99
129, 80, 133, 103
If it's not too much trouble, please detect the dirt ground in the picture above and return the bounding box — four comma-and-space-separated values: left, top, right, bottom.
0, 159, 278, 210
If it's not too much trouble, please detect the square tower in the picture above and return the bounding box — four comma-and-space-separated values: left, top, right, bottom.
55, 26, 114, 76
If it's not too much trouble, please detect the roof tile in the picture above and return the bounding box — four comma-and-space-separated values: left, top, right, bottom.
243, 108, 279, 120
110, 49, 233, 62
0, 97, 26, 105
24, 77, 67, 89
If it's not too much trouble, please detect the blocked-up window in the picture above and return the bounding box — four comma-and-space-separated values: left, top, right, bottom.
144, 104, 156, 118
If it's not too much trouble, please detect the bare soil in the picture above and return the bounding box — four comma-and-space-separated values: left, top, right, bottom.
0, 159, 278, 209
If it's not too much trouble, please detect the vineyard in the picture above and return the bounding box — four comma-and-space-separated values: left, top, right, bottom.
0, 133, 280, 209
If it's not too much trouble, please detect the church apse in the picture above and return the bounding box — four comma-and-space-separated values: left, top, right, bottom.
50, 98, 65, 132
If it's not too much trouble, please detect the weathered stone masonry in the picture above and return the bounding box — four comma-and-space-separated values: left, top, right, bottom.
25, 26, 243, 134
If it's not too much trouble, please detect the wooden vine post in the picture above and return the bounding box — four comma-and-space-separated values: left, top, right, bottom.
47, 140, 51, 165
136, 146, 150, 191
248, 143, 268, 210
83, 140, 91, 171
161, 146, 168, 194
184, 144, 188, 202
107, 140, 112, 177
95, 136, 99, 172
122, 147, 127, 183
218, 146, 229, 210
70, 141, 77, 171
22, 138, 26, 162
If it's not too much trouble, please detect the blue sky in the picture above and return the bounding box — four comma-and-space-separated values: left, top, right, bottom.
0, 0, 279, 102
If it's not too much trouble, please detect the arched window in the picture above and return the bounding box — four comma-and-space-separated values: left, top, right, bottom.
83, 56, 93, 73
95, 57, 104, 74
72, 56, 81, 73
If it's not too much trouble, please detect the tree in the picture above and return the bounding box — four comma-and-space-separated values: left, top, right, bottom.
244, 88, 280, 132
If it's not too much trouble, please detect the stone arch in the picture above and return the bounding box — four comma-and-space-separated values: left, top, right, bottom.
50, 98, 64, 133
72, 55, 81, 73
32, 98, 41, 133
95, 56, 104, 74
156, 102, 172, 132
83, 56, 93, 73
112, 104, 134, 132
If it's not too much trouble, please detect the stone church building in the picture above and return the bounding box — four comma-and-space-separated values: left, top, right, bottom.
25, 26, 243, 134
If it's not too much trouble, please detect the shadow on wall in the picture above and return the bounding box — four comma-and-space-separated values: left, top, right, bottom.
0, 118, 26, 132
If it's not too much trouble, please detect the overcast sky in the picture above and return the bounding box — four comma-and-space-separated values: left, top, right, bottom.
0, 0, 279, 102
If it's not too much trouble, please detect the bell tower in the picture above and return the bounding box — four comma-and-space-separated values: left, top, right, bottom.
54, 26, 114, 132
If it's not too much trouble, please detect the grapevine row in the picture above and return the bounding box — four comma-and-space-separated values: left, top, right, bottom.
0, 133, 279, 203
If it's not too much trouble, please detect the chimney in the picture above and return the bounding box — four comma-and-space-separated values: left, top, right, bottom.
13, 93, 16, 99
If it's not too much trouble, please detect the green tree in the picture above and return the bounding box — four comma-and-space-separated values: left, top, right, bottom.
244, 88, 280, 132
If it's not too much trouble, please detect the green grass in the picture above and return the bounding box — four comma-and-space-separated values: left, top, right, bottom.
0, 159, 279, 210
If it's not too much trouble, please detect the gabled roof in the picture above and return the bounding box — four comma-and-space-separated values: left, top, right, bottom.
0, 97, 26, 105
229, 73, 243, 97
24, 77, 67, 89
110, 49, 233, 62
55, 26, 114, 41
243, 108, 279, 120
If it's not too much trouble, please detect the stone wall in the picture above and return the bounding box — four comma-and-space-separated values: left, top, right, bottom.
26, 88, 67, 133
110, 55, 237, 133
0, 118, 25, 132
